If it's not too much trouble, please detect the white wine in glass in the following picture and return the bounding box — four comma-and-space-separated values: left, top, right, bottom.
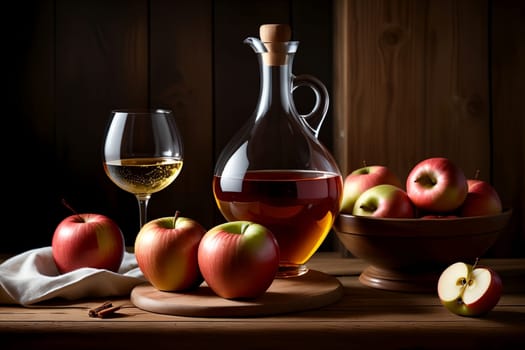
102, 109, 183, 231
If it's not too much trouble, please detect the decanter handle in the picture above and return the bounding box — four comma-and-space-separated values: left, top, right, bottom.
292, 74, 329, 138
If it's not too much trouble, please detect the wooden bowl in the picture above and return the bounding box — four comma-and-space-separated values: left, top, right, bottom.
333, 209, 512, 292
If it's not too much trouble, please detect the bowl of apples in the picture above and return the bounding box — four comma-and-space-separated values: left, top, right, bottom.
334, 157, 512, 293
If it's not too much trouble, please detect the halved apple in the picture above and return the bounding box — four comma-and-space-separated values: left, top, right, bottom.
437, 261, 502, 317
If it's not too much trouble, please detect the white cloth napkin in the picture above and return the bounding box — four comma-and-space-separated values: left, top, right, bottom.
0, 247, 145, 306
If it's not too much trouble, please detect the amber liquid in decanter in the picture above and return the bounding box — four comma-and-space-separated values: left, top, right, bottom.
213, 24, 343, 278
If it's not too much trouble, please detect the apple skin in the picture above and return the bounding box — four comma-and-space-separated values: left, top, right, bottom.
437, 261, 503, 317
134, 215, 207, 292
460, 179, 503, 217
340, 165, 402, 214
406, 157, 468, 212
352, 184, 415, 218
198, 221, 280, 299
52, 214, 125, 274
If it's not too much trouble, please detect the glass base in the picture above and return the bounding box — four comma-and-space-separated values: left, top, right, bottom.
276, 264, 309, 278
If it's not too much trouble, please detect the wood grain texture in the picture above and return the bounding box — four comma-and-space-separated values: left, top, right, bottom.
130, 270, 343, 317
55, 0, 150, 239
333, 0, 523, 256
490, 0, 525, 256
4, 1, 522, 257
1, 254, 524, 350
148, 0, 215, 229
291, 0, 334, 151
5, 0, 335, 253
333, 0, 489, 179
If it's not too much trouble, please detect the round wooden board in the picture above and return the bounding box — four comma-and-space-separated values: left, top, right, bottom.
130, 269, 343, 317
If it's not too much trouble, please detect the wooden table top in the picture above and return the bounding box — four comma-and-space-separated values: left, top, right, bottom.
1, 252, 524, 350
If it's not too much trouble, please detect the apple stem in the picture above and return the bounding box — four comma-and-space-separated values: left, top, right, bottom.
61, 198, 82, 220
415, 176, 436, 187
173, 210, 180, 226
362, 160, 367, 167
472, 257, 480, 269
360, 204, 377, 212
474, 169, 480, 179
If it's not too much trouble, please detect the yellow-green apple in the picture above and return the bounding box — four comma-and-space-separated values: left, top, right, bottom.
352, 184, 415, 218
134, 212, 207, 292
460, 179, 502, 217
340, 165, 402, 214
437, 261, 502, 317
198, 221, 280, 299
406, 157, 468, 212
52, 213, 125, 274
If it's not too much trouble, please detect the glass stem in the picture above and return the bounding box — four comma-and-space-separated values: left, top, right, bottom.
136, 194, 152, 230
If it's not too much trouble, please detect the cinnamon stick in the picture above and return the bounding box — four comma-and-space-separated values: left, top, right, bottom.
88, 301, 113, 318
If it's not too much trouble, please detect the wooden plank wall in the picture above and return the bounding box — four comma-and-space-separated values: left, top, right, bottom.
6, 0, 334, 253
490, 0, 525, 257
6, 0, 523, 257
333, 0, 524, 257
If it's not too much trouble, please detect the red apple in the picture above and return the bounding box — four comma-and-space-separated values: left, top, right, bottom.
460, 179, 503, 217
340, 165, 402, 214
352, 184, 415, 218
52, 213, 125, 274
437, 261, 503, 317
134, 212, 207, 292
198, 221, 280, 299
406, 157, 468, 212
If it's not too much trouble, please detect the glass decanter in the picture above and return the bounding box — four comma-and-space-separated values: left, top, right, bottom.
213, 24, 343, 278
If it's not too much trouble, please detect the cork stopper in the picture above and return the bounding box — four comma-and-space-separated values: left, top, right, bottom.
260, 24, 292, 43
259, 24, 291, 66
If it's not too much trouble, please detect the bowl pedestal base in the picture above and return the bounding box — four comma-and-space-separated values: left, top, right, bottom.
359, 265, 442, 293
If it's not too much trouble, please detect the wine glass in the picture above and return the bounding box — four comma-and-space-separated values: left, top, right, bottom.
102, 109, 183, 231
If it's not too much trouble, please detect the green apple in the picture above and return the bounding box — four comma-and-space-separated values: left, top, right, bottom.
340, 165, 402, 214
352, 184, 415, 218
